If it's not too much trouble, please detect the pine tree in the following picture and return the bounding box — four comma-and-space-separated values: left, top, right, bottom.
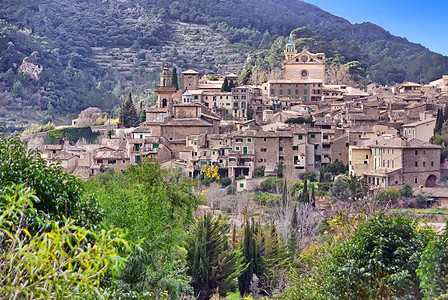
257, 224, 292, 296
120, 92, 138, 128
186, 214, 244, 300
171, 66, 179, 91
221, 77, 229, 92
239, 218, 259, 297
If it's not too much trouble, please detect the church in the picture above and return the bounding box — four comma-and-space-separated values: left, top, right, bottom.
267, 36, 326, 107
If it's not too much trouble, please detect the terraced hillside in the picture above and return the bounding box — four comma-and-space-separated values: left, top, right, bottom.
92, 22, 252, 77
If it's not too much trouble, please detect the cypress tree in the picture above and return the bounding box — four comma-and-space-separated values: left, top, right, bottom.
239, 218, 259, 296
301, 179, 309, 203
444, 105, 448, 124
120, 92, 138, 128
171, 66, 179, 91
221, 77, 229, 92
311, 184, 316, 207
139, 109, 146, 124
282, 179, 288, 209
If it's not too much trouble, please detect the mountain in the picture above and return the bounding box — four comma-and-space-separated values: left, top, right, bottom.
1, 0, 447, 132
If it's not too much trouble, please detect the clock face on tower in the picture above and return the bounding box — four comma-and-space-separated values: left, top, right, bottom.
301, 69, 309, 79
301, 55, 308, 63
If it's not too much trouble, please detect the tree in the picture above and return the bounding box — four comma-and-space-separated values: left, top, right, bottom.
239, 218, 260, 297
221, 77, 230, 92
247, 106, 254, 120
186, 214, 244, 300
291, 27, 313, 39
344, 174, 368, 200
281, 213, 435, 299
254, 166, 265, 178
0, 184, 130, 298
171, 66, 179, 90
120, 92, 138, 128
418, 225, 448, 299
4, 68, 15, 86
256, 224, 291, 296
11, 80, 24, 97
400, 184, 413, 198
87, 161, 199, 298
0, 128, 98, 231
299, 179, 310, 203
139, 109, 146, 124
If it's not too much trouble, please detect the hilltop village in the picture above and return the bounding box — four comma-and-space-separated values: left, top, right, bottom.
26, 38, 448, 200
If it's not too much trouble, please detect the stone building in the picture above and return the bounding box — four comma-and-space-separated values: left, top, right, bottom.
349, 136, 441, 190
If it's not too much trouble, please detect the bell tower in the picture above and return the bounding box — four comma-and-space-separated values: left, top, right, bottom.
284, 35, 296, 61
155, 63, 176, 115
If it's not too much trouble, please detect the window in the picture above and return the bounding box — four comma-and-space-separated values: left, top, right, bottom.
345, 143, 349, 147
203, 152, 206, 156
240, 183, 244, 188
263, 138, 267, 141
235, 147, 240, 150
423, 161, 426, 167
415, 161, 418, 167
153, 143, 159, 148
247, 138, 252, 142
431, 161, 434, 167
279, 147, 283, 151
108, 160, 116, 164
415, 177, 418, 184
97, 159, 103, 164
311, 134, 315, 138
280, 89, 283, 95
314, 145, 318, 150
304, 96, 307, 101
295, 89, 299, 95
298, 135, 303, 140
415, 150, 418, 155
304, 89, 307, 95
271, 89, 274, 95
288, 89, 291, 95
366, 155, 369, 159
261, 148, 267, 152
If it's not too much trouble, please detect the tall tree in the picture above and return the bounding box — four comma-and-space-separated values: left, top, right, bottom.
120, 92, 138, 128
239, 218, 260, 296
221, 77, 229, 92
435, 108, 443, 134
186, 214, 244, 300
171, 66, 179, 90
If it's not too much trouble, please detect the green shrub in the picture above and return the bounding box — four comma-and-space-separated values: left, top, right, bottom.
45, 126, 100, 144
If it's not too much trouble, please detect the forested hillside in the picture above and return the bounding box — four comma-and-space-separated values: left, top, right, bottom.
1, 0, 448, 131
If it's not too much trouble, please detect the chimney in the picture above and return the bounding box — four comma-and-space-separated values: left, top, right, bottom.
401, 136, 407, 146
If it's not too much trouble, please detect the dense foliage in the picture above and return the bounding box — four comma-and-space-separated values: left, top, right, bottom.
281, 213, 436, 299
0, 129, 100, 230
86, 161, 200, 298
186, 214, 244, 299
